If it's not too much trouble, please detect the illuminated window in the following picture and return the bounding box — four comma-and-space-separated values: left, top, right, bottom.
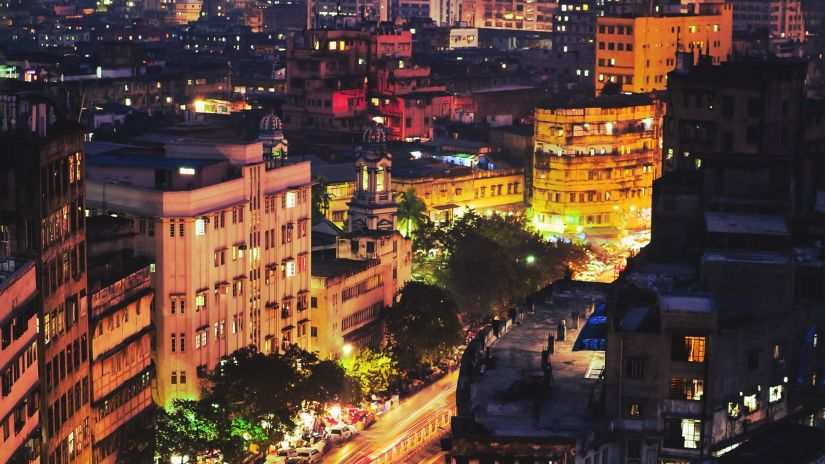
286, 191, 297, 208
328, 40, 337, 50
285, 260, 296, 277
195, 219, 205, 236
670, 377, 704, 400
743, 394, 758, 413
361, 165, 369, 191
179, 167, 195, 175
685, 336, 705, 362
376, 166, 385, 192
627, 402, 642, 417
769, 385, 783, 403
681, 419, 701, 448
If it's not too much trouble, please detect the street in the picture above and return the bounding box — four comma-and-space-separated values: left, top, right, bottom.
321, 370, 458, 464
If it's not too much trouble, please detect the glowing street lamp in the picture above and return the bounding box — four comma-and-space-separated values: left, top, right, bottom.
525, 255, 536, 265
342, 343, 353, 357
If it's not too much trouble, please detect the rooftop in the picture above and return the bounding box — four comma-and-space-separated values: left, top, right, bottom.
702, 249, 792, 265
87, 153, 222, 170
704, 212, 790, 237
537, 93, 654, 111
467, 283, 606, 438
311, 257, 379, 278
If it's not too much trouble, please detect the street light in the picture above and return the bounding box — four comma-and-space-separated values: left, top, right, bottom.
342, 343, 353, 357
525, 255, 536, 265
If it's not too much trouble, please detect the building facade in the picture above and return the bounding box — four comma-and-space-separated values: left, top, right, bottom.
459, 0, 556, 31
731, 0, 805, 42
85, 134, 313, 408
87, 217, 154, 464
532, 94, 663, 241
594, 3, 733, 94
0, 258, 41, 464
0, 96, 94, 464
311, 126, 412, 360
662, 58, 807, 175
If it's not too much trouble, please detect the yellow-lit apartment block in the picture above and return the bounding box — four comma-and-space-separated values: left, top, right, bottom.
594, 3, 733, 94
532, 94, 663, 242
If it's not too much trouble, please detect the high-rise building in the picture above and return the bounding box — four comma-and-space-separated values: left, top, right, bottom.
662, 58, 807, 174
0, 95, 94, 464
0, 257, 41, 464
594, 3, 733, 95
87, 217, 154, 463
532, 94, 663, 241
85, 125, 313, 408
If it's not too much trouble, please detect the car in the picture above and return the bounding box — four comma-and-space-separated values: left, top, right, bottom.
327, 424, 353, 442
265, 448, 297, 464
295, 447, 323, 463
285, 458, 305, 464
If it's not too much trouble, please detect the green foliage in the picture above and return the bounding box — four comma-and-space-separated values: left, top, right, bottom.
312, 175, 332, 224
415, 211, 589, 321
385, 282, 463, 373
340, 348, 399, 400
149, 345, 348, 463
396, 188, 428, 238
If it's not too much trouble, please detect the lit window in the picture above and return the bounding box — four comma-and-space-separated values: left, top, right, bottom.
328, 40, 337, 50
179, 167, 195, 175
743, 394, 758, 413
286, 260, 296, 277
685, 336, 706, 362
195, 219, 205, 236
681, 419, 701, 448
376, 166, 385, 192
769, 385, 783, 403
286, 191, 297, 208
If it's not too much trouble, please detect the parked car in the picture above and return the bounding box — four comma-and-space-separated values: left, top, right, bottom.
285, 458, 305, 464
266, 448, 297, 464
327, 424, 353, 442
295, 447, 323, 463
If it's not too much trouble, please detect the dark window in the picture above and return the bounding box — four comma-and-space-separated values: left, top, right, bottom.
625, 358, 646, 378
747, 349, 760, 370
747, 97, 761, 118
627, 439, 641, 459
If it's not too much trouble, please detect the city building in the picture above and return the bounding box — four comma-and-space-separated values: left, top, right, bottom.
85, 116, 313, 408
87, 217, 154, 464
662, 57, 807, 174
0, 95, 94, 464
459, 0, 555, 31
594, 3, 733, 95
532, 93, 663, 242
310, 125, 412, 359
576, 54, 825, 464
393, 161, 525, 223
0, 257, 41, 464
731, 0, 805, 42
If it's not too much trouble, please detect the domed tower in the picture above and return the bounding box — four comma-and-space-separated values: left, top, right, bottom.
258, 111, 288, 168
347, 124, 398, 232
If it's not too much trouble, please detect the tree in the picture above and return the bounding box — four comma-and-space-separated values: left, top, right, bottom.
415, 211, 589, 321
397, 188, 428, 238
144, 345, 349, 463
312, 175, 332, 224
385, 282, 462, 373
340, 348, 398, 400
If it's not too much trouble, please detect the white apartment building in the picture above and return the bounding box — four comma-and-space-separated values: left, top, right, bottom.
85, 134, 312, 407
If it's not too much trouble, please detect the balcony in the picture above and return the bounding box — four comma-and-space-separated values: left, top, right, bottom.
664, 399, 702, 417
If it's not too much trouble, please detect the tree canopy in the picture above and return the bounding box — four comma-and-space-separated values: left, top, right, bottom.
396, 188, 428, 238
340, 348, 398, 401
149, 346, 348, 463
385, 282, 463, 373
311, 175, 332, 224
415, 211, 589, 320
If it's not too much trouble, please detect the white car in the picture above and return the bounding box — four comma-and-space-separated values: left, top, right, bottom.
295, 447, 323, 463
327, 424, 353, 442
266, 448, 296, 464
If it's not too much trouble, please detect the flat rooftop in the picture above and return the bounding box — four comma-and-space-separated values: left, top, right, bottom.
311, 257, 378, 278
704, 212, 790, 237
87, 153, 222, 170
702, 249, 792, 265
469, 285, 606, 438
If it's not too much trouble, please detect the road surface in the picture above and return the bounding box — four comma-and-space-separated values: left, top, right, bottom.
321, 370, 458, 464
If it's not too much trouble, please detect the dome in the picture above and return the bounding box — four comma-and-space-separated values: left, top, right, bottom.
363, 123, 388, 146
259, 112, 283, 133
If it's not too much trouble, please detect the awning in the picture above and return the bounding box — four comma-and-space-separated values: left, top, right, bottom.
282, 325, 294, 332
572, 303, 607, 351
434, 203, 460, 211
